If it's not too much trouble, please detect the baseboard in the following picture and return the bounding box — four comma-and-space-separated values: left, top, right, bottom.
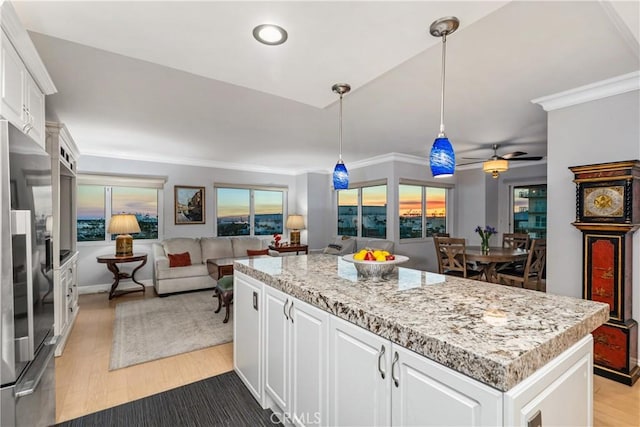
78, 280, 154, 295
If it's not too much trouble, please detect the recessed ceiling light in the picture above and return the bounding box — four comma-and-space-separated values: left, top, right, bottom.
252, 24, 288, 46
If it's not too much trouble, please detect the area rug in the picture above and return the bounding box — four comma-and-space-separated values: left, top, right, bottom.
110, 291, 232, 370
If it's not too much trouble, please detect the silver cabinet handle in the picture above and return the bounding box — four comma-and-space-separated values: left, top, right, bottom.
283, 299, 289, 320
378, 345, 386, 379
289, 300, 294, 323
391, 351, 399, 387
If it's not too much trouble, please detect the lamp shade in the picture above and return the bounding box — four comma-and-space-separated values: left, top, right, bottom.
483, 159, 509, 178
333, 161, 349, 190
107, 214, 141, 234
286, 215, 305, 230
429, 136, 456, 178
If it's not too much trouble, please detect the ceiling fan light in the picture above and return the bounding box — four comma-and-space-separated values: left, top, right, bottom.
429, 136, 455, 178
483, 159, 509, 178
333, 160, 349, 190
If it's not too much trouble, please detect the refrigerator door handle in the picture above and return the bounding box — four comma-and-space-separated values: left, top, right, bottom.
14, 339, 56, 398
11, 210, 35, 361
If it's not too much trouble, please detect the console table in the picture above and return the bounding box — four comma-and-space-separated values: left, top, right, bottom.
268, 244, 308, 255
96, 253, 147, 299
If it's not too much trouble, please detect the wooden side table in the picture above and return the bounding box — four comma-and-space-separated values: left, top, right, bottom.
268, 244, 309, 255
96, 253, 147, 300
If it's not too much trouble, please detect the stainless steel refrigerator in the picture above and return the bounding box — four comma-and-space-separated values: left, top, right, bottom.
1, 120, 56, 427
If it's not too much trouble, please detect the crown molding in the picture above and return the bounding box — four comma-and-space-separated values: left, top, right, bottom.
345, 152, 426, 170
532, 71, 640, 111
1, 2, 57, 94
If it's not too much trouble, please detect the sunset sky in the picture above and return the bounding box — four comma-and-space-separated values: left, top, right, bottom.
216, 188, 283, 217
77, 186, 157, 219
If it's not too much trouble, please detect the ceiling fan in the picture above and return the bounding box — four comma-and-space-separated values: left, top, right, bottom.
458, 144, 543, 178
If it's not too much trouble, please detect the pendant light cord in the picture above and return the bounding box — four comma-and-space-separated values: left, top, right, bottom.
439, 32, 447, 136
339, 93, 344, 161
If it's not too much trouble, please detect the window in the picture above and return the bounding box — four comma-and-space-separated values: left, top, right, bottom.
77, 174, 164, 243
336, 184, 387, 238
399, 184, 447, 239
216, 186, 285, 237
77, 185, 105, 241
513, 184, 547, 239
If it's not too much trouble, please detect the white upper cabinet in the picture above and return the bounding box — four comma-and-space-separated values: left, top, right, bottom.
0, 2, 56, 149
1, 33, 25, 126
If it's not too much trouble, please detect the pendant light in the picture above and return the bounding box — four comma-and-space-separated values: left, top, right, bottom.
332, 83, 351, 190
429, 16, 459, 178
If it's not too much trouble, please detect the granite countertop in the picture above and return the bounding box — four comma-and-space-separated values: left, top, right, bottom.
234, 254, 608, 391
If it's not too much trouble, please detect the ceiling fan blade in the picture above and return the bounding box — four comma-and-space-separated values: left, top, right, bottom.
501, 151, 528, 159
456, 160, 485, 166
508, 156, 544, 161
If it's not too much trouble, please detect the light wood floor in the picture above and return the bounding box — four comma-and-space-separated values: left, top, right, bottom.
55, 289, 233, 423
57, 291, 639, 426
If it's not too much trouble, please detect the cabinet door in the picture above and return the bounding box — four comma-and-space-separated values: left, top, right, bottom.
391, 345, 502, 427
290, 298, 328, 427
233, 273, 263, 404
25, 74, 45, 148
328, 316, 390, 427
264, 285, 290, 412
1, 35, 25, 126
504, 335, 593, 427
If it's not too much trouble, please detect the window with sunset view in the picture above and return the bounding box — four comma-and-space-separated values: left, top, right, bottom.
337, 184, 387, 238
399, 184, 447, 239
216, 187, 284, 237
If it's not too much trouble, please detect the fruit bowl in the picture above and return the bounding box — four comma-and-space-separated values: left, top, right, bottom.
342, 254, 409, 281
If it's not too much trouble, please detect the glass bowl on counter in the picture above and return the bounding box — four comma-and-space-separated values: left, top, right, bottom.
342, 253, 409, 281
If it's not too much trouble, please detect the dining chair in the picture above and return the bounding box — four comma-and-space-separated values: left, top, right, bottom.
434, 237, 483, 279
499, 233, 530, 271
502, 233, 530, 250
496, 239, 546, 291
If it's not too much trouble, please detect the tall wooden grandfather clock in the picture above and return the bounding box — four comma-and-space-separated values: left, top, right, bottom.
570, 160, 640, 385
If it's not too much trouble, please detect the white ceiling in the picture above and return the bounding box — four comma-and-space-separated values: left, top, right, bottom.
13, 1, 640, 174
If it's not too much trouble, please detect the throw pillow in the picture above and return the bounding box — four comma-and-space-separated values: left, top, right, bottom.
247, 248, 269, 257
168, 252, 191, 267
323, 237, 355, 255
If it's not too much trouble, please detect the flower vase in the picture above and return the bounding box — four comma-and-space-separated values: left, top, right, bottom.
481, 239, 490, 254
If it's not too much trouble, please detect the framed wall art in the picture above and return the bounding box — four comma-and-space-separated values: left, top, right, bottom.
175, 186, 205, 224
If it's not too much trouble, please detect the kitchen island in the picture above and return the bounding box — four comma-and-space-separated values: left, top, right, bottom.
233, 254, 608, 426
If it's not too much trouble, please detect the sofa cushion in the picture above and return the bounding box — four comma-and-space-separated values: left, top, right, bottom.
232, 237, 263, 258
247, 248, 269, 257
163, 238, 203, 264
201, 237, 234, 261
168, 252, 191, 267
156, 263, 209, 280
323, 236, 356, 255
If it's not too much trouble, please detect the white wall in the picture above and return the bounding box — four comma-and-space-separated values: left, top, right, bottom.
546, 90, 640, 297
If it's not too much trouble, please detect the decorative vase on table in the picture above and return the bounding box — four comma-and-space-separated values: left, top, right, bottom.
475, 225, 496, 254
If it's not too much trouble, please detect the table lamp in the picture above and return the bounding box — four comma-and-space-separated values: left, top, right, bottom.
107, 214, 140, 257
286, 215, 305, 246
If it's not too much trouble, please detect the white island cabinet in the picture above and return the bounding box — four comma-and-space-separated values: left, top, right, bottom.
261, 282, 329, 426
234, 273, 263, 404
233, 255, 608, 427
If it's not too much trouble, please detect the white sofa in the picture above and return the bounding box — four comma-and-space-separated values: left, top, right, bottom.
323, 235, 395, 255
152, 236, 268, 295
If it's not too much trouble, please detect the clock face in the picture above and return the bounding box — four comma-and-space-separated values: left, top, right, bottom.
583, 186, 624, 218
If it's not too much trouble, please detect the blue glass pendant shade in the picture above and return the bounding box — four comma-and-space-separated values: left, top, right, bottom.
333, 161, 349, 189
429, 136, 455, 178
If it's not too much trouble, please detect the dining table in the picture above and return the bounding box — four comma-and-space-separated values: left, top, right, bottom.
465, 246, 529, 283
